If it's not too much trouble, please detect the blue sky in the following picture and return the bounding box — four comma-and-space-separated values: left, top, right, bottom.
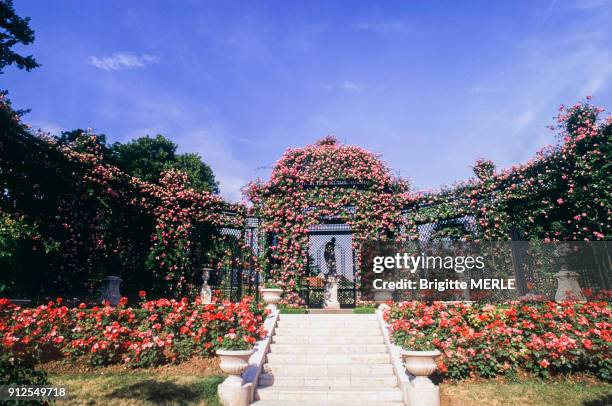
4, 0, 612, 201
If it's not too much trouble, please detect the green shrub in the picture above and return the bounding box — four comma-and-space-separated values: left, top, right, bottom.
279, 307, 308, 314
0, 352, 48, 386
353, 306, 376, 314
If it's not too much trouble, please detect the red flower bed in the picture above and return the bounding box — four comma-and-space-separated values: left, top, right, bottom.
0, 295, 266, 368
385, 300, 611, 381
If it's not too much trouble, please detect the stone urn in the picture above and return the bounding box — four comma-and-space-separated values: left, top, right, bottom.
99, 276, 122, 306
216, 349, 255, 406
260, 288, 283, 311
217, 349, 255, 377
401, 349, 442, 406
554, 271, 586, 301
401, 349, 442, 378
373, 288, 394, 303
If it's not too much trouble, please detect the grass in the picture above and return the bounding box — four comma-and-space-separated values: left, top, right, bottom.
441, 377, 612, 406
42, 356, 225, 406
50, 372, 224, 405
48, 370, 611, 406
353, 306, 376, 314
39, 353, 611, 405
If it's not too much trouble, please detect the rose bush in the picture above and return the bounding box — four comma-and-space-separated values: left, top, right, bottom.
385, 300, 611, 381
0, 295, 266, 368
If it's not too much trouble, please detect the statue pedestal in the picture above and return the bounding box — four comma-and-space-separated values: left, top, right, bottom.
99, 276, 122, 306
555, 271, 586, 301
553, 244, 585, 302
324, 275, 340, 309
200, 268, 213, 304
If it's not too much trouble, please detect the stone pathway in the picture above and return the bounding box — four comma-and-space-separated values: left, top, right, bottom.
252, 313, 403, 406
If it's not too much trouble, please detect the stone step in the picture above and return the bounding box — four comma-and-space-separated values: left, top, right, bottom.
272, 335, 384, 344
258, 374, 398, 388
264, 363, 395, 377
270, 343, 387, 354
256, 387, 403, 402
273, 328, 381, 336
279, 314, 377, 320
252, 401, 403, 406
267, 353, 390, 365
307, 309, 361, 315
276, 320, 380, 328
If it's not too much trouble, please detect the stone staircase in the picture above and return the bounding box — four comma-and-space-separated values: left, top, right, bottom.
252, 313, 403, 406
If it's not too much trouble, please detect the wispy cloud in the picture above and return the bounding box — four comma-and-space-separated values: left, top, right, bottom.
179, 131, 250, 202
571, 0, 610, 10
93, 84, 250, 202
316, 80, 368, 91
353, 20, 406, 34
578, 50, 612, 96
468, 85, 506, 95
87, 53, 159, 71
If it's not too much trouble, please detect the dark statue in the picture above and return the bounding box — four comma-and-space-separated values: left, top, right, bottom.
323, 237, 337, 276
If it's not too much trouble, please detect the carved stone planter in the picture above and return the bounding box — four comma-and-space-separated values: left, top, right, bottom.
554, 271, 586, 301
402, 349, 441, 377
401, 349, 442, 406
260, 288, 283, 311
217, 349, 255, 377
373, 288, 394, 303
99, 276, 122, 306
216, 349, 255, 406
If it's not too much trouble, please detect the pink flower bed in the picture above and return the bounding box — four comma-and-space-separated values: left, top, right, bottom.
0, 295, 266, 368
385, 300, 611, 380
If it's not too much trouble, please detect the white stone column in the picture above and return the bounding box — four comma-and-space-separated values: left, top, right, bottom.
217, 376, 249, 406
408, 378, 440, 406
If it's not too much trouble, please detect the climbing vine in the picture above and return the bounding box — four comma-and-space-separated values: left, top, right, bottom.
407, 99, 611, 242
1, 95, 245, 298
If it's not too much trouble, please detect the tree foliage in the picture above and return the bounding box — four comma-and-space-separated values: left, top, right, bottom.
0, 0, 40, 73
112, 134, 219, 193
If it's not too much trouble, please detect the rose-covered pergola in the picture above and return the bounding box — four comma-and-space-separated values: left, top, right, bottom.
246, 135, 413, 304
245, 100, 611, 304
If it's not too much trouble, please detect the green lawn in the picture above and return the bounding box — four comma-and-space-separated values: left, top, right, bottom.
441, 378, 612, 406
51, 372, 224, 406
44, 362, 611, 406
